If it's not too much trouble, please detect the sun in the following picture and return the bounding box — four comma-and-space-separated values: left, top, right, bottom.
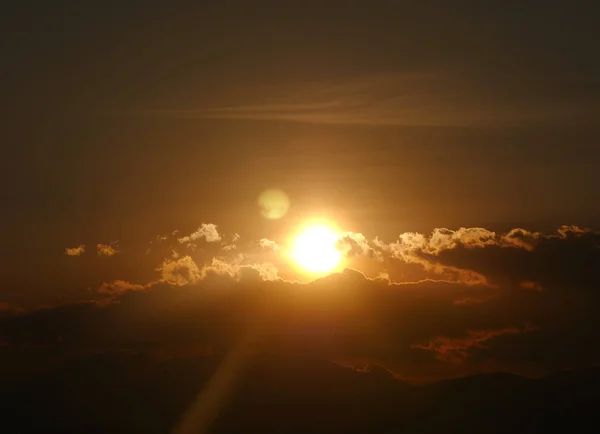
290, 224, 342, 274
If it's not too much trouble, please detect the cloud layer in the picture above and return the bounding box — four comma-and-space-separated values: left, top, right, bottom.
3, 223, 600, 382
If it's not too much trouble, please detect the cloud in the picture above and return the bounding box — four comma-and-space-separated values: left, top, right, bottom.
411, 325, 538, 364
159, 256, 202, 285
258, 238, 279, 252
557, 225, 588, 238
100, 223, 599, 292
4, 254, 600, 383
11, 223, 599, 382
74, 224, 600, 294
0, 272, 504, 381
202, 254, 279, 283
97, 280, 147, 295
384, 231, 491, 285
355, 225, 600, 292
132, 73, 598, 127
426, 225, 600, 294
500, 228, 541, 251
221, 233, 241, 252
390, 227, 497, 255
337, 232, 382, 260
178, 223, 222, 244
65, 245, 85, 256
97, 242, 119, 257
518, 281, 544, 292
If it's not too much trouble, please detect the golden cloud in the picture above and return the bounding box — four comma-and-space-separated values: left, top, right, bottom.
65, 245, 85, 256
97, 242, 119, 257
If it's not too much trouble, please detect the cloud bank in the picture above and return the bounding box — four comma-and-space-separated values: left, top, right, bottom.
2, 223, 600, 383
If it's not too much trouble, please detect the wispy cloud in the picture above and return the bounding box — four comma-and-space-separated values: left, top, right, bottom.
412, 325, 538, 364
130, 73, 598, 127
97, 280, 147, 295
518, 281, 544, 292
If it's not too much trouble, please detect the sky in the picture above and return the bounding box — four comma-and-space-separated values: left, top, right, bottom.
1, 1, 600, 387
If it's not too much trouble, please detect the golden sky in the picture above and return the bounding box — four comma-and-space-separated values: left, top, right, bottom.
1, 1, 600, 388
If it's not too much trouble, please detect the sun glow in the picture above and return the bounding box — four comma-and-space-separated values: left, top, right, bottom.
290, 224, 342, 274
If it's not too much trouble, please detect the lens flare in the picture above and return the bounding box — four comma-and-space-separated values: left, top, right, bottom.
258, 189, 290, 219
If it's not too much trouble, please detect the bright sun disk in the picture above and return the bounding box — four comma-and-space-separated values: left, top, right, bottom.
290, 225, 342, 274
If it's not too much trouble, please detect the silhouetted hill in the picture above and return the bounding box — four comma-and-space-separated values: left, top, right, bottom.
1, 352, 598, 433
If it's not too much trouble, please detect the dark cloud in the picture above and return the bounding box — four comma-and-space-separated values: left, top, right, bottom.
412, 325, 538, 364
2, 225, 600, 389
2, 258, 599, 384
3, 224, 600, 432
0, 302, 24, 318
97, 280, 147, 296
421, 226, 600, 295
149, 224, 589, 289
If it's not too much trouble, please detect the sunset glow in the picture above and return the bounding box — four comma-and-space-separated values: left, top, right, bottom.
4, 3, 599, 432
